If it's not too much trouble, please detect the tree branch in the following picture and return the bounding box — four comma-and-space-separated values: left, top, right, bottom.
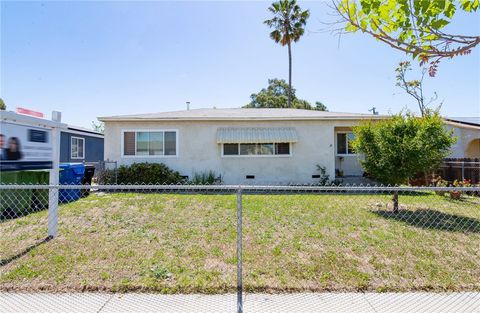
332, 0, 480, 61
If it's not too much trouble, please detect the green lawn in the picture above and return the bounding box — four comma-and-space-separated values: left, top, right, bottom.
1, 192, 479, 293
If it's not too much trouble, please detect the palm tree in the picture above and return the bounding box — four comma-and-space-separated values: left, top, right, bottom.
264, 0, 309, 108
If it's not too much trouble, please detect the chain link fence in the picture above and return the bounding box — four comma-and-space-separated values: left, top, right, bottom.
1, 183, 480, 312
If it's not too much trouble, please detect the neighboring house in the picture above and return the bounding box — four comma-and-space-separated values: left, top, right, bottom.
440, 117, 480, 184
444, 117, 480, 159
60, 126, 104, 163
99, 108, 386, 184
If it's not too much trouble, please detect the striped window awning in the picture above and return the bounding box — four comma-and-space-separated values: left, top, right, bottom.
216, 127, 298, 144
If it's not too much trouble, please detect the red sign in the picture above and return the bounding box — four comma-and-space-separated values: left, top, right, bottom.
16, 107, 45, 118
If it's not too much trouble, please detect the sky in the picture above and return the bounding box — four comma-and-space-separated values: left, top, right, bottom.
1, 1, 479, 128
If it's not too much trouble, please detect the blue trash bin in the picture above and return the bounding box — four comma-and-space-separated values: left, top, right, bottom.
59, 163, 85, 203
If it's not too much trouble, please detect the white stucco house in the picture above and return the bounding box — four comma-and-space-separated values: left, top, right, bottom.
443, 117, 480, 159
99, 108, 479, 185
99, 108, 387, 184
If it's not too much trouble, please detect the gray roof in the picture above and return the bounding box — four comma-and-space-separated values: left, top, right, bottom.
67, 125, 104, 136
445, 117, 480, 127
99, 108, 385, 121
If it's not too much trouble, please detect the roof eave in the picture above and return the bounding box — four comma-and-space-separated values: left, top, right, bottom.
444, 120, 480, 130
98, 116, 389, 122
66, 126, 104, 136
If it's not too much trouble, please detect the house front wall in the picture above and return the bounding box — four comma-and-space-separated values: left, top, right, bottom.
104, 119, 362, 184
335, 154, 364, 177
446, 124, 480, 158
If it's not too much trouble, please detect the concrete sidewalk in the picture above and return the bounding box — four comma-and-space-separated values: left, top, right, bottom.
1, 292, 479, 312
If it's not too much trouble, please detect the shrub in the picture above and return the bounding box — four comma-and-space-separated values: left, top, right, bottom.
97, 169, 117, 185
352, 111, 456, 185
191, 170, 222, 185
434, 177, 449, 187
102, 163, 184, 185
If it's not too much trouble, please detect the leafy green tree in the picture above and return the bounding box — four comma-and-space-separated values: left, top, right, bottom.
265, 0, 310, 107
0, 98, 5, 110
244, 78, 327, 110
334, 0, 479, 76
315, 101, 328, 111
352, 111, 456, 211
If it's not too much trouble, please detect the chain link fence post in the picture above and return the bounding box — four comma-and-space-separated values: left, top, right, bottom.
236, 186, 243, 313
392, 190, 399, 213
48, 124, 60, 238
48, 185, 58, 238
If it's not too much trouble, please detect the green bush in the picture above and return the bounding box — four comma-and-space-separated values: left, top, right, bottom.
97, 169, 117, 185
100, 163, 184, 185
352, 111, 456, 185
191, 170, 222, 185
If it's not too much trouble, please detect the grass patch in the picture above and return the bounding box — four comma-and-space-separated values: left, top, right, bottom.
1, 192, 479, 293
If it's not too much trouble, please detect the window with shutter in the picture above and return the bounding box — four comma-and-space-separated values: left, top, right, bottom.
122, 131, 176, 156
123, 132, 136, 155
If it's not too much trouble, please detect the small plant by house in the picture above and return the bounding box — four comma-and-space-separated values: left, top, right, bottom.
450, 179, 472, 200
191, 170, 222, 185
316, 165, 331, 185
433, 177, 449, 196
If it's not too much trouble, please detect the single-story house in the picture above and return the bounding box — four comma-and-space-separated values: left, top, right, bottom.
60, 125, 104, 164
443, 117, 480, 159
99, 108, 388, 184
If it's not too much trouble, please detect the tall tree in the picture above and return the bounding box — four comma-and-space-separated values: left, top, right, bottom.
334, 0, 479, 76
0, 98, 5, 110
395, 61, 440, 116
244, 78, 327, 110
265, 0, 310, 107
